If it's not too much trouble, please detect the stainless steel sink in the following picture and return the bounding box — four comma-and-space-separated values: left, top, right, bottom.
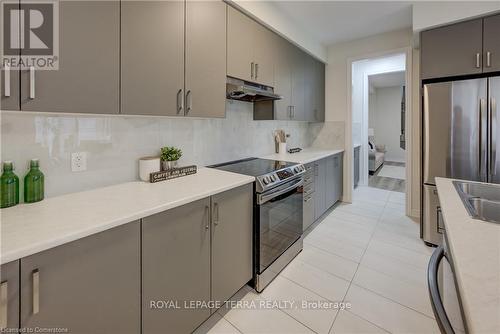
453, 181, 500, 224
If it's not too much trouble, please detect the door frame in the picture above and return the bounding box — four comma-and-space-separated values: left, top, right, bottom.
345, 46, 414, 217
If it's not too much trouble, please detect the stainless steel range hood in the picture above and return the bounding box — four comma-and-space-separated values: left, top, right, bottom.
226, 77, 282, 102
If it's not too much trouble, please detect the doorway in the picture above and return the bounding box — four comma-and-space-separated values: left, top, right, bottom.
351, 52, 408, 199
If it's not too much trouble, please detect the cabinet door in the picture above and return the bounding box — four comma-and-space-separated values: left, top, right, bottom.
334, 154, 343, 202
483, 14, 500, 73
325, 156, 335, 209
121, 1, 184, 116
314, 160, 326, 220
20, 1, 119, 114
0, 261, 19, 330
314, 60, 325, 122
227, 6, 254, 82
304, 55, 316, 122
20, 222, 140, 334
291, 48, 306, 120
253, 24, 275, 87
211, 184, 252, 304
1, 1, 20, 113
185, 1, 226, 118
273, 36, 293, 120
142, 198, 211, 334
421, 19, 483, 79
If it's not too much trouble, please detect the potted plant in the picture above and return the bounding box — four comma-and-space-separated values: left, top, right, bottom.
160, 146, 182, 170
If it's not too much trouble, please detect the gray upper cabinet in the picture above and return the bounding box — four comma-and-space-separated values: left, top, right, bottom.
121, 1, 184, 116
227, 6, 274, 86
313, 59, 326, 122
0, 261, 19, 330
211, 184, 253, 304
483, 14, 500, 73
252, 23, 275, 87
227, 6, 254, 83
421, 19, 483, 79
20, 0, 120, 114
290, 49, 306, 121
273, 35, 294, 120
185, 1, 226, 118
20, 222, 141, 334
142, 198, 211, 334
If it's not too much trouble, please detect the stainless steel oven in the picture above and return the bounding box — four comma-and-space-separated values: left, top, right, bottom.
208, 157, 305, 292
255, 176, 303, 291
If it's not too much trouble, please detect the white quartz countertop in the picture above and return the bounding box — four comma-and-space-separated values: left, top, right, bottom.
435, 178, 500, 334
0, 168, 254, 265
262, 148, 344, 165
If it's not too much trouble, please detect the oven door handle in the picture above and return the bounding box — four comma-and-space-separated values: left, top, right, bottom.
258, 178, 304, 205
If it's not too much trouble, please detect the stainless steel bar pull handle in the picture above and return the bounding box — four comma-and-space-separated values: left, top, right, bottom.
0, 281, 8, 328
213, 202, 219, 226
205, 205, 210, 230
4, 62, 10, 97
255, 63, 259, 79
486, 51, 492, 67
176, 89, 183, 114
29, 66, 35, 99
476, 53, 481, 68
32, 270, 39, 315
251, 62, 254, 79
185, 90, 192, 114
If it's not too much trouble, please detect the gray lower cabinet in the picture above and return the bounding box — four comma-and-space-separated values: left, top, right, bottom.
0, 261, 20, 330
20, 0, 120, 114
185, 1, 226, 118
121, 0, 184, 116
313, 154, 343, 221
142, 184, 253, 333
20, 222, 141, 334
314, 159, 326, 221
211, 184, 253, 304
332, 154, 343, 203
142, 198, 211, 334
354, 146, 360, 188
420, 18, 483, 80
483, 14, 500, 73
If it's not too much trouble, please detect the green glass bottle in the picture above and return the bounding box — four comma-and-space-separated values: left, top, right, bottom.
24, 159, 44, 203
0, 161, 20, 208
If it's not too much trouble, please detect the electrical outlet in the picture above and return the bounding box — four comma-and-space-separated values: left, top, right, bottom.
71, 152, 87, 172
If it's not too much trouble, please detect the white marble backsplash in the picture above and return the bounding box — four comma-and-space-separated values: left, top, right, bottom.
1, 100, 317, 198
309, 121, 345, 149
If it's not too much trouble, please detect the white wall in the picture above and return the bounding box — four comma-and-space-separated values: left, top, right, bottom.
229, 0, 327, 62
369, 86, 405, 163
413, 2, 500, 32
0, 102, 313, 199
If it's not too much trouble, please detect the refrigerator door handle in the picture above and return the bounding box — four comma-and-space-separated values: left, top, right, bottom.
480, 98, 486, 178
491, 97, 497, 176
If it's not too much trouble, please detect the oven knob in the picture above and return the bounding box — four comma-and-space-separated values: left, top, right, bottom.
294, 167, 300, 173
263, 176, 270, 184
270, 175, 276, 182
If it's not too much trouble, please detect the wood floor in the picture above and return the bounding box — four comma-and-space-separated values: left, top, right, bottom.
368, 161, 405, 193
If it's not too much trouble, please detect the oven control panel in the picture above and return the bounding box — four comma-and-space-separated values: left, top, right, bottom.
256, 164, 306, 193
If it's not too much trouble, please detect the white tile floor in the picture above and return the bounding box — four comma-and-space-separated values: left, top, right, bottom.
195, 186, 439, 334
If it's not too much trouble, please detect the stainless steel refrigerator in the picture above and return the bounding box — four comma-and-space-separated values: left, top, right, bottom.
422, 76, 499, 245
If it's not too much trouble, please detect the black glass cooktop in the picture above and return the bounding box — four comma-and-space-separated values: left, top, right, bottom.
209, 158, 297, 177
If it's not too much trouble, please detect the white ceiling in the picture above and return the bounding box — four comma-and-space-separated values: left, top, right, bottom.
270, 1, 413, 46
369, 71, 406, 88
